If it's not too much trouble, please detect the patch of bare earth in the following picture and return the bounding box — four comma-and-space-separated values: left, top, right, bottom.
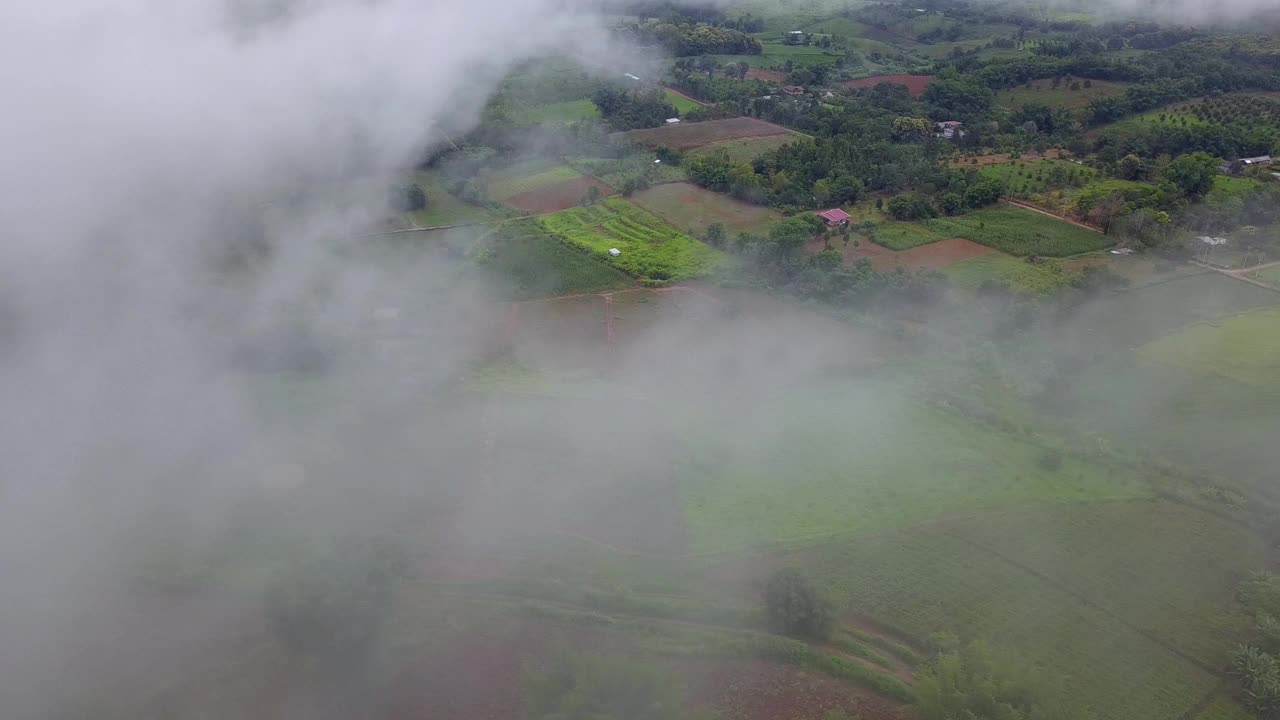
682, 658, 908, 720
747, 68, 786, 83
504, 176, 615, 213
809, 236, 993, 271
622, 117, 796, 150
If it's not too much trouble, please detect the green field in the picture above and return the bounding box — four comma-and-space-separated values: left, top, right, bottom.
996, 79, 1129, 111
978, 159, 1098, 196
1196, 697, 1257, 720
537, 198, 724, 280
922, 207, 1112, 256
511, 99, 600, 125
408, 172, 510, 228
713, 40, 843, 69
478, 219, 633, 299
1136, 308, 1280, 386
628, 182, 784, 236
678, 381, 1154, 553
944, 253, 1076, 295
796, 500, 1257, 720
868, 220, 948, 250
568, 154, 687, 187
1253, 264, 1280, 286
1207, 174, 1263, 201
687, 134, 798, 163
487, 163, 582, 200
663, 89, 701, 115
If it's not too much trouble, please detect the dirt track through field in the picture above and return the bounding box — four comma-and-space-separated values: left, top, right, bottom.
1004, 199, 1103, 233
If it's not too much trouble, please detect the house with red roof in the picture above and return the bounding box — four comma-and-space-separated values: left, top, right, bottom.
818, 208, 850, 226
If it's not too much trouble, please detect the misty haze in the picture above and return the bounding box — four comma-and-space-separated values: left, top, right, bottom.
2, 0, 1280, 719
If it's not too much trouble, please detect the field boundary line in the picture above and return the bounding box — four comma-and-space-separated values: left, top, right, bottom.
934, 527, 1223, 677
1175, 683, 1235, 720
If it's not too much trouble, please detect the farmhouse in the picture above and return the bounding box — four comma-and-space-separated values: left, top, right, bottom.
782, 86, 806, 97
936, 120, 965, 139
818, 208, 850, 226
785, 31, 806, 45
665, 118, 681, 125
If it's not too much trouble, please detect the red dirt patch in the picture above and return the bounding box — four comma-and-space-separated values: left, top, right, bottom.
872, 237, 994, 271
683, 658, 908, 720
844, 74, 933, 97
747, 68, 786, 83
504, 176, 615, 213
622, 117, 797, 150
809, 236, 993, 271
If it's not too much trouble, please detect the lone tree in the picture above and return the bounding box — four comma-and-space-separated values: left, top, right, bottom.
704, 222, 727, 247
764, 567, 834, 641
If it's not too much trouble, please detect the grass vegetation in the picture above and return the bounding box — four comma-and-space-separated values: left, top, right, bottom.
1135, 308, 1280, 386
686, 134, 797, 163
800, 501, 1253, 720
978, 159, 1097, 196
944, 253, 1076, 295
408, 171, 510, 227
663, 88, 701, 114
868, 220, 949, 250
487, 164, 582, 200
996, 79, 1128, 111
537, 198, 723, 281
476, 219, 633, 299
1252, 265, 1280, 286
922, 207, 1112, 256
568, 154, 687, 187
1207, 174, 1264, 202
511, 99, 600, 125
628, 182, 784, 236
677, 381, 1154, 553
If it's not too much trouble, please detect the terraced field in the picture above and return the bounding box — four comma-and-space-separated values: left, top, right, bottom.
537, 198, 723, 280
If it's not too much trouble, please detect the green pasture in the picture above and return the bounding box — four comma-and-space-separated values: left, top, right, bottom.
408, 171, 510, 228
1136, 308, 1280, 386
795, 500, 1252, 720
487, 163, 582, 200
628, 182, 784, 236
944, 253, 1076, 295
677, 381, 1154, 554
663, 89, 701, 115
478, 219, 633, 299
868, 221, 948, 250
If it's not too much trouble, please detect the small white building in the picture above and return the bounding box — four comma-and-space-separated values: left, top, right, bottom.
609, 248, 621, 257
665, 118, 681, 125
624, 73, 641, 81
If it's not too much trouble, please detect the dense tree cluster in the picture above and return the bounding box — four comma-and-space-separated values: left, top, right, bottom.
591, 86, 678, 130
624, 21, 763, 56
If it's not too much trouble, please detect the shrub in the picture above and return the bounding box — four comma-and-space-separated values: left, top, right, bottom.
764, 567, 835, 641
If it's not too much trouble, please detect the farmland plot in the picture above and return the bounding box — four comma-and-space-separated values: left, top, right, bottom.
923, 207, 1112, 256
629, 182, 784, 236
537, 198, 723, 280
623, 117, 796, 150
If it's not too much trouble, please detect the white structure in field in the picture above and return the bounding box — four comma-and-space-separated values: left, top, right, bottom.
609, 248, 621, 257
